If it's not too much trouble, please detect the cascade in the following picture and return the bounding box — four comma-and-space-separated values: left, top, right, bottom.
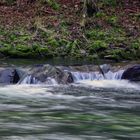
20, 75, 57, 85
19, 75, 40, 84
71, 70, 124, 82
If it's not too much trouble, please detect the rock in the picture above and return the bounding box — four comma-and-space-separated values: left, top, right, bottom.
0, 53, 5, 58
0, 68, 20, 84
121, 65, 140, 81
28, 64, 74, 84
100, 64, 111, 73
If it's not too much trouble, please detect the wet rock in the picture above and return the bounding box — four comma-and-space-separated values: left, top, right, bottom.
121, 65, 140, 81
100, 64, 111, 73
0, 68, 20, 84
28, 64, 74, 84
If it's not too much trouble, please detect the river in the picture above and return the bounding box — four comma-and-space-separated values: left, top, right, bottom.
0, 60, 140, 140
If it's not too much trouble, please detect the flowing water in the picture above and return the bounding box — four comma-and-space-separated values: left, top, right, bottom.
0, 62, 140, 140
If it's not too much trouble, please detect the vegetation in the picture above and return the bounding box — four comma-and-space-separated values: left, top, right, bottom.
0, 0, 140, 61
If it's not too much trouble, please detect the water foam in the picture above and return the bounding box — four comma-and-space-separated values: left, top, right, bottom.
76, 80, 140, 90
71, 70, 124, 81
20, 75, 57, 85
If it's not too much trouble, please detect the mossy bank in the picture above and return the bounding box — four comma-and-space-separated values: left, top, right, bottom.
0, 0, 140, 61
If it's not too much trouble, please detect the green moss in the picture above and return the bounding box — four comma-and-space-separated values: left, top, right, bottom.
59, 39, 69, 47
86, 27, 126, 47
95, 12, 107, 18
42, 0, 60, 10
2, 0, 16, 5
130, 40, 140, 49
0, 46, 12, 54
104, 48, 139, 61
100, 0, 117, 7
86, 29, 107, 40
0, 42, 38, 58
89, 40, 108, 53
47, 38, 60, 47
38, 47, 48, 53
107, 16, 118, 26
15, 45, 32, 53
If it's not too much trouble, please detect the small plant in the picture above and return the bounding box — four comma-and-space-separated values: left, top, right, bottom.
86, 29, 107, 40
101, 0, 117, 7
89, 40, 107, 52
95, 12, 106, 18
131, 41, 140, 49
41, 0, 60, 10
107, 16, 118, 26
47, 38, 60, 47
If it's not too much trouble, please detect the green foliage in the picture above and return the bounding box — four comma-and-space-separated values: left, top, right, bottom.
95, 12, 107, 18
47, 38, 60, 47
107, 16, 118, 26
41, 0, 60, 10
2, 0, 16, 5
69, 40, 79, 54
86, 29, 107, 40
100, 0, 117, 7
86, 27, 126, 45
15, 45, 32, 53
131, 40, 140, 49
89, 40, 107, 52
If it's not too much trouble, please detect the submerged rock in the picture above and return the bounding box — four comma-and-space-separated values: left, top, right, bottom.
0, 68, 20, 84
121, 65, 140, 81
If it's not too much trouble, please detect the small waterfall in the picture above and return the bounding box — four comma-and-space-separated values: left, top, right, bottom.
71, 70, 124, 82
19, 75, 57, 85
19, 75, 40, 84
45, 77, 58, 85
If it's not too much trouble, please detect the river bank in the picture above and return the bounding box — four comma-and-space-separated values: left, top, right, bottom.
0, 0, 140, 61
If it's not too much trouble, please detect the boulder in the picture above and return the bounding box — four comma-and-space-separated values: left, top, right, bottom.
0, 68, 20, 84
121, 65, 140, 81
28, 64, 74, 84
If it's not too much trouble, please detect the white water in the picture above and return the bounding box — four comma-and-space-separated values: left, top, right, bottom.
20, 75, 58, 85
0, 70, 140, 140
20, 75, 40, 84
0, 80, 138, 99
17, 70, 140, 91
76, 80, 140, 90
71, 70, 124, 81
71, 70, 140, 90
20, 70, 124, 85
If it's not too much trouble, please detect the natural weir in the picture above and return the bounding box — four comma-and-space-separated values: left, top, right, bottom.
20, 70, 124, 85
0, 62, 140, 139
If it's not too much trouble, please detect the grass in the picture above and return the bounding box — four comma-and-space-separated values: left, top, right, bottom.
0, 0, 140, 61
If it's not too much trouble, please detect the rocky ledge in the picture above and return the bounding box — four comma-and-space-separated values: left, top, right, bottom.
0, 64, 140, 85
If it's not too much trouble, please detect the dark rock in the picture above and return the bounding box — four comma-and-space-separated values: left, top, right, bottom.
0, 53, 5, 58
66, 71, 74, 83
0, 68, 20, 84
121, 65, 140, 81
28, 64, 74, 84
